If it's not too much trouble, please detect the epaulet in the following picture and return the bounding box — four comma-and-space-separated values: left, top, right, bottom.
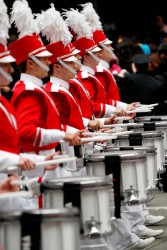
23, 80, 35, 90
50, 83, 60, 93
80, 71, 89, 79
96, 64, 104, 72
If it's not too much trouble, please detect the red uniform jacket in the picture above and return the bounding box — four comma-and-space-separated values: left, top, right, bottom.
95, 64, 121, 102
69, 78, 107, 119
0, 95, 20, 154
45, 82, 84, 130
77, 70, 109, 104
11, 81, 64, 154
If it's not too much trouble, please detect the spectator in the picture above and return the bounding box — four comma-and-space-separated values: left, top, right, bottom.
116, 53, 164, 115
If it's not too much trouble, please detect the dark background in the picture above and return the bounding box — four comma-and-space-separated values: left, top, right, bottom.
4, 0, 167, 46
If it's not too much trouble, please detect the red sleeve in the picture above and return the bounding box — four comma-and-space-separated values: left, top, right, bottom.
12, 91, 46, 147
81, 78, 97, 102
49, 92, 70, 125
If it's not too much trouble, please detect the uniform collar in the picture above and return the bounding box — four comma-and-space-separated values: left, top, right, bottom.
81, 65, 95, 75
20, 73, 43, 87
99, 60, 110, 69
50, 77, 69, 90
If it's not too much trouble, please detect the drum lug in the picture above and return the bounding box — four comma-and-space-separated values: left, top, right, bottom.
124, 186, 140, 204
31, 183, 41, 197
84, 216, 101, 237
76, 158, 84, 169
128, 194, 140, 205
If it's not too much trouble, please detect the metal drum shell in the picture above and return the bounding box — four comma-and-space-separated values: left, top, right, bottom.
0, 208, 80, 250
85, 150, 147, 163
98, 145, 156, 154
128, 121, 167, 149
85, 150, 149, 202
115, 131, 164, 171
96, 146, 157, 190
0, 211, 21, 250
41, 176, 113, 236
29, 208, 80, 250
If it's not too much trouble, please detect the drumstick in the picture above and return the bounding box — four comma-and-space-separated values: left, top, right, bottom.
104, 128, 124, 133
126, 109, 152, 114
101, 130, 133, 135
111, 130, 134, 136
2, 157, 77, 173
138, 103, 158, 108
35, 156, 77, 167
103, 123, 138, 128
82, 132, 110, 136
114, 116, 132, 121
52, 154, 69, 159
0, 191, 34, 199
81, 135, 117, 143
133, 106, 154, 111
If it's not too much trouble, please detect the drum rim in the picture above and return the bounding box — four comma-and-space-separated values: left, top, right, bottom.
85, 150, 147, 162
116, 131, 164, 138
42, 176, 112, 189
135, 115, 167, 122
133, 121, 167, 127
25, 207, 79, 218
0, 211, 22, 222
98, 146, 156, 154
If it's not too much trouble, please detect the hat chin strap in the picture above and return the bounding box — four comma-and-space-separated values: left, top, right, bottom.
74, 60, 83, 67
100, 43, 115, 56
58, 59, 77, 75
0, 67, 13, 83
29, 55, 49, 72
87, 51, 100, 63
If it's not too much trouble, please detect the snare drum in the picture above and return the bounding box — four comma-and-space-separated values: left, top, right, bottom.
0, 208, 80, 250
0, 211, 21, 250
99, 146, 157, 190
131, 120, 167, 149
41, 176, 113, 236
85, 151, 148, 203
115, 131, 164, 171
23, 208, 80, 250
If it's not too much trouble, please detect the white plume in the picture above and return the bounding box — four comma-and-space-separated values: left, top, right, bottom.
10, 0, 39, 38
0, 0, 10, 45
62, 8, 93, 39
35, 3, 72, 45
80, 2, 103, 32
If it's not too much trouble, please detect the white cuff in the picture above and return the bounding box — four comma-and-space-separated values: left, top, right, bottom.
103, 105, 116, 118
0, 151, 19, 172
66, 126, 79, 134
40, 128, 65, 147
116, 101, 127, 110
82, 117, 90, 128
